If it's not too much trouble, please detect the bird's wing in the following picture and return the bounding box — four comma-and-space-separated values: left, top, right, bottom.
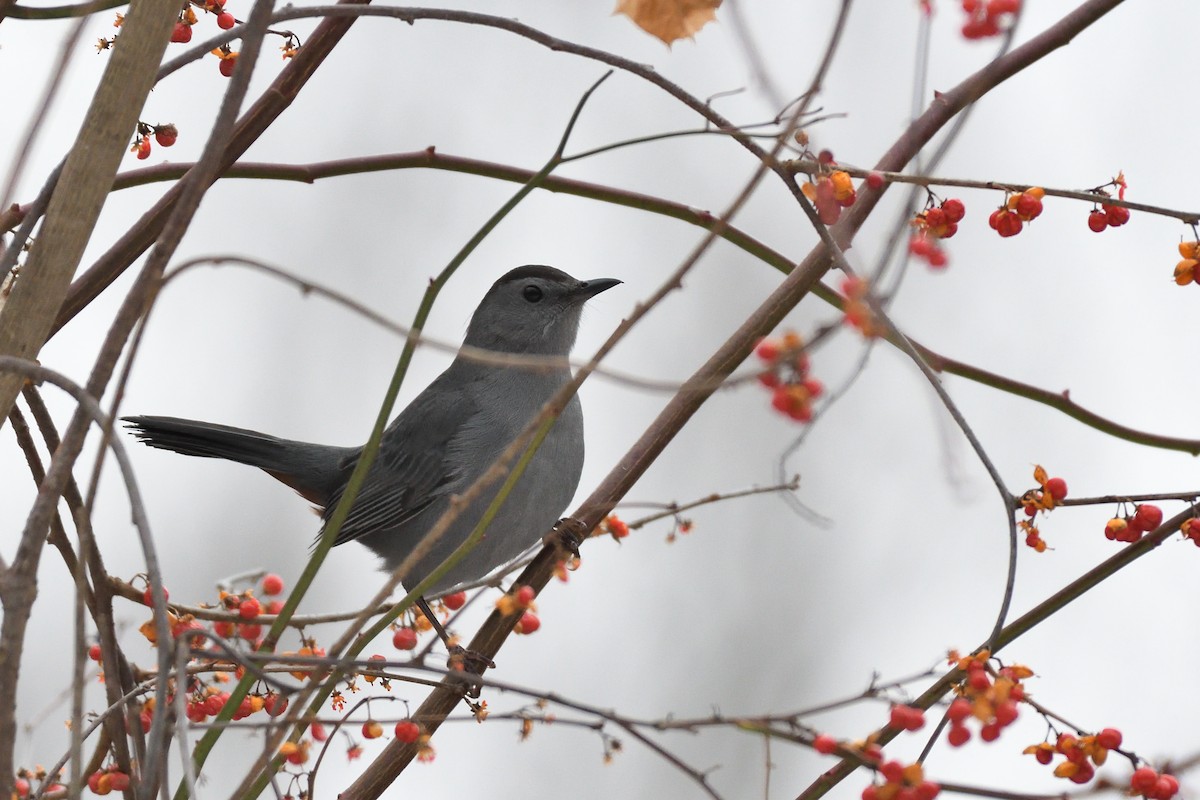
321, 372, 479, 548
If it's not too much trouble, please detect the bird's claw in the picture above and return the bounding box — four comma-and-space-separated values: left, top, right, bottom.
546, 516, 587, 559
447, 645, 495, 698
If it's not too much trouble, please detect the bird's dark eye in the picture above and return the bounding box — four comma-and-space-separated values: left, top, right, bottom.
522, 284, 544, 303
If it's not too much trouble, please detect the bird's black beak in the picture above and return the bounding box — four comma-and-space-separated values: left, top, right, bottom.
575, 277, 622, 298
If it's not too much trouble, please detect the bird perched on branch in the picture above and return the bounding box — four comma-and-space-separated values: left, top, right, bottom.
125, 265, 620, 608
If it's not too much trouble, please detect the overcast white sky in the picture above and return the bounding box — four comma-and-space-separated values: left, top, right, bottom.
3, 2, 1199, 798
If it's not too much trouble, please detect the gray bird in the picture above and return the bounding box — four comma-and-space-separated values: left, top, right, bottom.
125, 266, 619, 603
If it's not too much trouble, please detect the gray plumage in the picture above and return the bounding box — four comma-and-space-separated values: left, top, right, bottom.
125, 266, 619, 596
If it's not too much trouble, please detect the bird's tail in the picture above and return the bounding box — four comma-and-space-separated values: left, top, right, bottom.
122, 415, 353, 505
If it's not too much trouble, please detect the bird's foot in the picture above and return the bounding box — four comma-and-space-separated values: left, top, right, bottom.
546, 516, 588, 560
447, 646, 495, 698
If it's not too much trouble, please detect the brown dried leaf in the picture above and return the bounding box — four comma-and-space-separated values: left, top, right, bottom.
615, 0, 721, 46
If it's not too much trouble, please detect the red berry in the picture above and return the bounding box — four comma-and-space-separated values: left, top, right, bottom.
14, 778, 30, 797
394, 719, 421, 743
1035, 748, 1053, 765
237, 622, 262, 640
866, 171, 885, 190
947, 697, 971, 723
515, 611, 541, 634
239, 597, 261, 619
1105, 204, 1130, 227
994, 699, 1019, 726
135, 137, 151, 160
1131, 504, 1163, 532
915, 782, 940, 800
988, 208, 1003, 230
88, 643, 102, 662
263, 692, 288, 717
880, 760, 905, 783
1044, 477, 1067, 501
153, 125, 177, 148
143, 585, 169, 605
442, 591, 467, 610
988, 0, 1020, 13
204, 694, 225, 715
515, 585, 536, 607
362, 720, 383, 739
266, 600, 284, 614
1131, 767, 1159, 793
995, 210, 1023, 238
1153, 775, 1180, 800
813, 733, 838, 754
941, 198, 965, 223
979, 721, 1001, 742
1096, 727, 1122, 749
1014, 192, 1043, 220
1069, 762, 1095, 785
219, 53, 237, 77
924, 207, 947, 229
216, 10, 235, 28
947, 724, 970, 747
909, 235, 935, 257
392, 627, 418, 650
1087, 210, 1108, 233
927, 249, 948, 269
817, 149, 835, 164
170, 21, 192, 43
261, 573, 284, 595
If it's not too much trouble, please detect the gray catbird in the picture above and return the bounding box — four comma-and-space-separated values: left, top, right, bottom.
125, 265, 619, 601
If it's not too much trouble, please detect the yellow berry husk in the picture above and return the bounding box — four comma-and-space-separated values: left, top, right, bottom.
1178, 241, 1200, 259
876, 784, 900, 800
1174, 259, 1197, 285
249, 695, 265, 713
1053, 761, 1079, 778
1025, 186, 1046, 199
801, 182, 817, 202
830, 170, 854, 200
902, 763, 924, 784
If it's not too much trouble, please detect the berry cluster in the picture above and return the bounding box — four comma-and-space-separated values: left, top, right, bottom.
1023, 728, 1123, 786
85, 767, 132, 795
863, 761, 940, 800
130, 122, 178, 161
1087, 202, 1130, 233
12, 770, 62, 798
908, 197, 965, 269
944, 652, 1030, 747
810, 735, 940, 800
495, 584, 540, 635
802, 167, 858, 226
1172, 241, 1200, 286
1104, 503, 1163, 543
1087, 173, 1131, 232
755, 331, 823, 422
209, 574, 286, 644
595, 514, 631, 540
1130, 767, 1181, 799
888, 705, 926, 732
960, 0, 1021, 40
841, 276, 882, 339
988, 187, 1043, 238
1018, 466, 1067, 552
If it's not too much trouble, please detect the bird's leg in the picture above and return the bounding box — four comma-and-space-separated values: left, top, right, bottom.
545, 516, 589, 560
416, 596, 494, 696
